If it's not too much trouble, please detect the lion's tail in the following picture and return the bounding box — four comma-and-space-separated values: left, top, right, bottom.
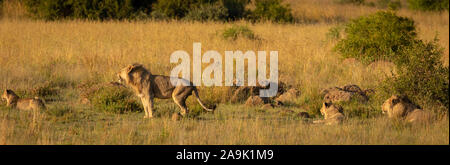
193, 88, 216, 112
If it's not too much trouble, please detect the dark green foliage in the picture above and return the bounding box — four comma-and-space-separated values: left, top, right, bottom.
221, 0, 250, 20
89, 86, 143, 114
407, 0, 449, 11
333, 11, 449, 110
380, 39, 449, 109
222, 25, 257, 40
151, 0, 196, 19
23, 0, 156, 20
24, 0, 73, 20
251, 0, 293, 23
326, 26, 343, 41
152, 0, 249, 20
335, 0, 365, 5
21, 0, 293, 23
184, 1, 229, 21
334, 11, 416, 64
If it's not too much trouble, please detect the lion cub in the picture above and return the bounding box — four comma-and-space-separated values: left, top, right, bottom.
1, 89, 46, 111
313, 102, 345, 125
381, 95, 429, 123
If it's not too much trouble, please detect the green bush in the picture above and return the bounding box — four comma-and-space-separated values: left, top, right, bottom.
407, 0, 449, 11
251, 0, 293, 23
221, 0, 250, 20
381, 39, 449, 109
24, 0, 73, 20
335, 0, 365, 5
21, 0, 295, 23
334, 11, 417, 64
23, 0, 156, 20
334, 11, 449, 110
222, 25, 257, 40
184, 1, 229, 21
89, 86, 143, 114
151, 0, 196, 19
152, 0, 249, 20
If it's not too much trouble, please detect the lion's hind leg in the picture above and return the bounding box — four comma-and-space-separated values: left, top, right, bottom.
172, 88, 192, 117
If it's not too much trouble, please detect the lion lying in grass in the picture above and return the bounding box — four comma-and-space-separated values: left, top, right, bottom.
313, 102, 345, 125
2, 89, 46, 111
116, 63, 216, 118
382, 95, 430, 123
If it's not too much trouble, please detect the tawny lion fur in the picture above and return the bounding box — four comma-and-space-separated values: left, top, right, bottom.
2, 89, 46, 111
117, 63, 216, 118
381, 95, 430, 123
313, 102, 344, 125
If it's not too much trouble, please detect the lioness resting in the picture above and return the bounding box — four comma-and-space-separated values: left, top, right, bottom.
1, 89, 46, 111
117, 63, 216, 118
313, 102, 344, 125
381, 95, 429, 123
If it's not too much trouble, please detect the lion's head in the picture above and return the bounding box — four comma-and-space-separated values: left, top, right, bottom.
381, 95, 401, 115
320, 102, 343, 118
382, 95, 420, 119
381, 95, 416, 114
2, 89, 16, 101
116, 63, 150, 86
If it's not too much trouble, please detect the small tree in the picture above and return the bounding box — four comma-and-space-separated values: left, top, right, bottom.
334, 11, 416, 64
251, 0, 294, 23
381, 39, 449, 109
407, 0, 449, 11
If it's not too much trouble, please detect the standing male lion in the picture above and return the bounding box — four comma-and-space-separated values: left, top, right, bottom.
117, 63, 216, 118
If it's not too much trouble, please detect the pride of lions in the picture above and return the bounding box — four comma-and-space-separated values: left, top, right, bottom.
1, 63, 431, 124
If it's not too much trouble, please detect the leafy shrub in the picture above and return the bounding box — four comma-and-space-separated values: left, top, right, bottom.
23, 0, 73, 20
184, 1, 228, 21
335, 0, 365, 5
221, 0, 250, 20
153, 0, 249, 20
222, 25, 257, 40
334, 11, 417, 64
151, 0, 195, 19
89, 85, 143, 113
333, 11, 449, 110
380, 39, 449, 109
251, 0, 293, 23
407, 0, 449, 11
23, 0, 156, 20
21, 0, 294, 23
326, 26, 343, 41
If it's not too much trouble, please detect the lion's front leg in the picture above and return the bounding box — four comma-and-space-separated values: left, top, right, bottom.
140, 97, 149, 118
141, 94, 154, 119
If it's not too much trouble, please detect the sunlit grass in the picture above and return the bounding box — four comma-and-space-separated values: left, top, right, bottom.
0, 0, 448, 144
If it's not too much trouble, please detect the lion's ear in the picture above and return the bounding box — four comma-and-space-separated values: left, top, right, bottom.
127, 63, 143, 73
391, 97, 400, 105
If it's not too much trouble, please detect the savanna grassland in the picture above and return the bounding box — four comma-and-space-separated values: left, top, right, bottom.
0, 0, 448, 144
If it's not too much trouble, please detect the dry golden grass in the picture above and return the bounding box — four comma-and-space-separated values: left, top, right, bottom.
0, 0, 448, 144
0, 106, 448, 145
